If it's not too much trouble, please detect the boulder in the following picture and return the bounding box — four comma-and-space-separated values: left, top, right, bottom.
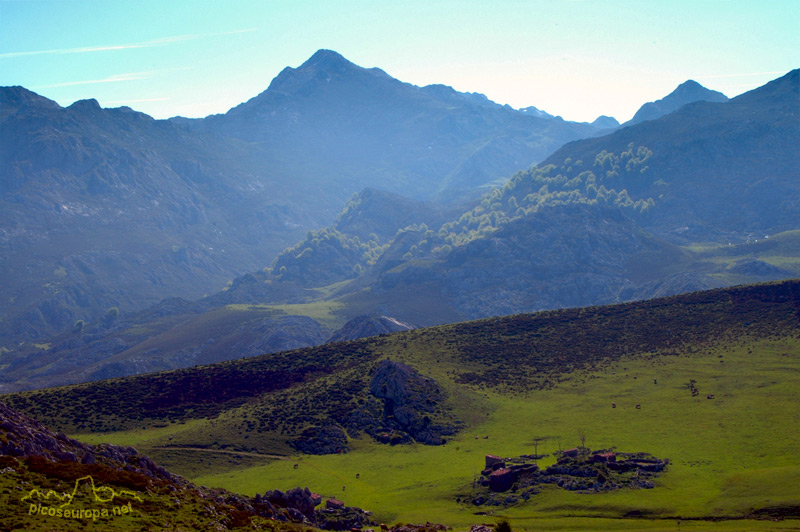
368, 360, 455, 445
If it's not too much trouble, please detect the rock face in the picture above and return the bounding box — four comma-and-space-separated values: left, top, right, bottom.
316, 498, 374, 531
257, 487, 318, 524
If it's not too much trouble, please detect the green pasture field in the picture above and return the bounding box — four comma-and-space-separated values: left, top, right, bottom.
157, 335, 800, 531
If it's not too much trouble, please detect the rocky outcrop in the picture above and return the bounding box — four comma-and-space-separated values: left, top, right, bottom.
316, 498, 375, 531
1, 400, 377, 530
361, 360, 457, 445
470, 448, 669, 507
257, 487, 318, 524
0, 401, 180, 484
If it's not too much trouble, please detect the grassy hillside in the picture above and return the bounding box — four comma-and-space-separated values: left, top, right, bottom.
3, 280, 800, 530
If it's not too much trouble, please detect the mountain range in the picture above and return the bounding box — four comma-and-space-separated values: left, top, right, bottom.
1, 51, 798, 392
1, 49, 617, 350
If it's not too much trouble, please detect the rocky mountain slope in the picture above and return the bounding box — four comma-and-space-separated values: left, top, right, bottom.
540, 69, 799, 242
0, 401, 375, 531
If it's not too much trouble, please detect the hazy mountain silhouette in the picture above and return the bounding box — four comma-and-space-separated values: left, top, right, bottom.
625, 79, 729, 126
0, 50, 606, 348
2, 65, 797, 392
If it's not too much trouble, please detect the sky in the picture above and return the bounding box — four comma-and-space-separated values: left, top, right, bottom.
1, 0, 798, 123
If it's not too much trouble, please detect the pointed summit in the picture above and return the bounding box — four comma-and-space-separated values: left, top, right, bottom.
301, 49, 355, 70
627, 80, 728, 125
264, 49, 381, 97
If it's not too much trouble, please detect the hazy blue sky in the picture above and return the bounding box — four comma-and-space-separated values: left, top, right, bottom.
1, 0, 797, 122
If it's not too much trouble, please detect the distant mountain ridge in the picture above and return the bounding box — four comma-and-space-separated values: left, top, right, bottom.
327, 314, 414, 343
0, 49, 610, 349
2, 59, 797, 393
200, 49, 609, 199
4, 70, 798, 392
626, 79, 729, 125
539, 69, 799, 242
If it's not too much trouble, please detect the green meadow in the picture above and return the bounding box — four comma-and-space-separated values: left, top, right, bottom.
147, 335, 799, 530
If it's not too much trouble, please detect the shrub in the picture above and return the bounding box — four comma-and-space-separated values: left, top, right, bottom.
495, 518, 512, 532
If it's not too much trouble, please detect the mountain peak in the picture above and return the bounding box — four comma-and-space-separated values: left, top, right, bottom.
305, 48, 349, 65
67, 98, 103, 113
262, 49, 372, 97
296, 48, 362, 76
627, 80, 728, 125
669, 79, 726, 101
590, 115, 619, 129
0, 86, 61, 115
